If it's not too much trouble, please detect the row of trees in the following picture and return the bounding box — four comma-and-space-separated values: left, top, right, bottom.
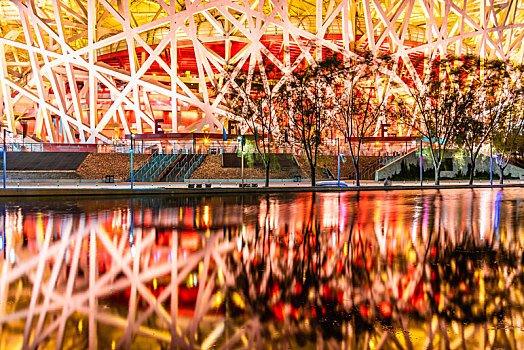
219, 52, 524, 186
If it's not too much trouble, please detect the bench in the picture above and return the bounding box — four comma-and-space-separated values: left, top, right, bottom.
105, 175, 115, 183
188, 183, 211, 188
239, 183, 258, 188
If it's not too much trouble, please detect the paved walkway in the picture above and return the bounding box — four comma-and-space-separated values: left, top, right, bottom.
0, 179, 521, 197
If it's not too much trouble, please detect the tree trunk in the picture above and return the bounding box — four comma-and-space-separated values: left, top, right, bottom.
499, 166, 504, 184
434, 164, 440, 185
265, 157, 270, 187
469, 157, 476, 185
351, 156, 360, 187
311, 165, 316, 186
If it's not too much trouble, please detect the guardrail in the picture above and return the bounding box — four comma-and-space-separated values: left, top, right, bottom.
1, 141, 414, 157
183, 154, 206, 180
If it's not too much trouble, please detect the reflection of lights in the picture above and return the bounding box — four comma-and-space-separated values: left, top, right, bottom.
130, 245, 136, 258
408, 249, 417, 264
452, 321, 459, 334
153, 278, 157, 290
78, 320, 83, 333
237, 237, 242, 252
9, 248, 15, 264
218, 268, 224, 285
493, 190, 502, 238
232, 292, 245, 308
379, 301, 391, 317
203, 205, 209, 227
111, 340, 116, 350
479, 271, 485, 306
212, 292, 223, 308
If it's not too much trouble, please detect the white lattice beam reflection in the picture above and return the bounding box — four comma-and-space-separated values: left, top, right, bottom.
0, 0, 523, 144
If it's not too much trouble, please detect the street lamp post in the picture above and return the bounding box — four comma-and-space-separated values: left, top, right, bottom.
337, 138, 340, 187
419, 139, 423, 186
0, 146, 5, 189
2, 129, 6, 189
130, 134, 135, 190
240, 135, 244, 188
490, 142, 493, 186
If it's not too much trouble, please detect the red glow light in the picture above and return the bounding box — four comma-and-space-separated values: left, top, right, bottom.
380, 301, 392, 317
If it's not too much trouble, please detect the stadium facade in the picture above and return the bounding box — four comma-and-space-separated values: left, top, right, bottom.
0, 0, 523, 144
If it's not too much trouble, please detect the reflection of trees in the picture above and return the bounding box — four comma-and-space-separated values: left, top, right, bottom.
224, 193, 524, 349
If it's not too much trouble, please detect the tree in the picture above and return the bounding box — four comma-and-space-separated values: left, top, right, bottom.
493, 87, 524, 184
330, 52, 394, 186
280, 60, 333, 186
396, 55, 477, 185
454, 59, 514, 185
219, 60, 282, 187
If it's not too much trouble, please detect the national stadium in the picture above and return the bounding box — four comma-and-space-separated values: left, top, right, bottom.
0, 0, 523, 146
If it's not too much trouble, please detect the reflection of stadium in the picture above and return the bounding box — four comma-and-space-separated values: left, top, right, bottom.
1, 190, 523, 348
0, 1, 523, 144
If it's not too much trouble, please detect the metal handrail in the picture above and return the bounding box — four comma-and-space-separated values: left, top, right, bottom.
149, 155, 178, 181
183, 154, 206, 180
163, 154, 188, 181
143, 155, 170, 179
169, 155, 195, 182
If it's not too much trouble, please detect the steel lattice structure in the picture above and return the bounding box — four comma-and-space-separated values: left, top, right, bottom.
0, 0, 523, 144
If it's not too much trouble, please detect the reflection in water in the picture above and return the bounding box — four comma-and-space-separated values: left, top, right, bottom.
0, 189, 523, 349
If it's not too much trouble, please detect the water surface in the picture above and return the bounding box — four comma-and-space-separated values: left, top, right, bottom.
0, 188, 523, 349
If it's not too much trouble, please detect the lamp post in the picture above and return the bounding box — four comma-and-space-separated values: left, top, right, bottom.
337, 138, 340, 187
130, 134, 135, 190
238, 135, 245, 188
2, 128, 6, 189
490, 141, 493, 186
0, 146, 5, 190
419, 139, 423, 186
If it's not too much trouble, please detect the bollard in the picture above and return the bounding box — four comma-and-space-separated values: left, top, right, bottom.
77, 183, 79, 187
96, 182, 98, 187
